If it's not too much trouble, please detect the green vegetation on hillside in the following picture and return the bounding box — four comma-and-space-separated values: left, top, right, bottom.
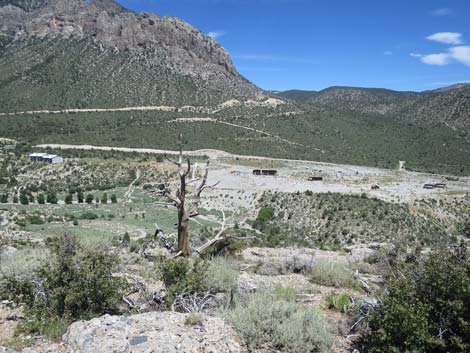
1, 105, 469, 175
252, 191, 466, 249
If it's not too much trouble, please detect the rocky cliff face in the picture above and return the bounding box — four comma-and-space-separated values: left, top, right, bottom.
0, 0, 264, 110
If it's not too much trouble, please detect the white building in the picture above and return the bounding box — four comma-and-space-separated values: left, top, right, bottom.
29, 153, 63, 164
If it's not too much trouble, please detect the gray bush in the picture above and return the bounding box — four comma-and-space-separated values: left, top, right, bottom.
309, 259, 357, 288
223, 291, 333, 352
204, 257, 239, 293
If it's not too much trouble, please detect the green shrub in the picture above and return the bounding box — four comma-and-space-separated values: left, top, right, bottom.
46, 193, 57, 204
0, 234, 128, 340
85, 194, 94, 204
325, 292, 352, 312
64, 194, 73, 204
37, 193, 45, 204
27, 214, 44, 225
204, 257, 239, 293
110, 194, 117, 203
273, 286, 297, 302
101, 193, 108, 204
19, 194, 29, 205
224, 290, 333, 352
0, 247, 49, 280
0, 194, 8, 203
256, 207, 275, 222
159, 258, 207, 307
122, 232, 130, 246
365, 246, 470, 353
184, 312, 203, 326
128, 240, 140, 253
80, 212, 98, 220
310, 259, 357, 288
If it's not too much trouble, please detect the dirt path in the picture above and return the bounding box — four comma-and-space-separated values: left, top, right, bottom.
123, 169, 141, 204
0, 106, 178, 116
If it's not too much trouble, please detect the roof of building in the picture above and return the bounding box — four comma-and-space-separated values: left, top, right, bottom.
43, 154, 61, 159
29, 152, 48, 157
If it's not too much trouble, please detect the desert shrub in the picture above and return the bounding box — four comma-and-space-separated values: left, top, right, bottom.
80, 212, 98, 220
365, 246, 470, 353
184, 312, 203, 326
325, 292, 352, 312
27, 214, 44, 225
64, 194, 73, 204
46, 193, 57, 204
310, 259, 357, 288
19, 194, 29, 205
128, 240, 141, 253
159, 258, 207, 307
85, 194, 94, 204
37, 193, 45, 204
0, 247, 49, 280
0, 234, 128, 340
224, 290, 333, 352
101, 193, 108, 204
122, 232, 130, 246
273, 286, 297, 302
256, 207, 275, 222
204, 257, 239, 293
457, 220, 470, 238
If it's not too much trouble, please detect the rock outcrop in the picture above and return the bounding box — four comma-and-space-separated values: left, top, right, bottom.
63, 311, 246, 353
0, 0, 264, 110
1, 311, 246, 353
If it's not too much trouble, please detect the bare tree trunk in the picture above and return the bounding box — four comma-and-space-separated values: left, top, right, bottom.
164, 134, 192, 257
177, 170, 190, 256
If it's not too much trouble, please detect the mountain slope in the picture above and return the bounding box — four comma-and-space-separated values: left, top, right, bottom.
276, 85, 470, 131
0, 0, 264, 110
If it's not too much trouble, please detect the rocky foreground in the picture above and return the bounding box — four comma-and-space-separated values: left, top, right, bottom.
1, 311, 246, 353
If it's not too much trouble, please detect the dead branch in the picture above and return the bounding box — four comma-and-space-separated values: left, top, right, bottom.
171, 290, 215, 313
154, 223, 174, 253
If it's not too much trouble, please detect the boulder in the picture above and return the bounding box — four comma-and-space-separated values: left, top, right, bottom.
63, 311, 246, 353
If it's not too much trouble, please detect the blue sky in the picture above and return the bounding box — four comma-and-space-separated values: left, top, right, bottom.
116, 0, 470, 92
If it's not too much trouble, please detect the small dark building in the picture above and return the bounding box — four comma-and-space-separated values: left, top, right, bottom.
434, 183, 447, 189
308, 176, 323, 181
423, 184, 435, 189
253, 169, 277, 176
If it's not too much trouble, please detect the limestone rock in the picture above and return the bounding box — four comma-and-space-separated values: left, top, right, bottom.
63, 311, 247, 353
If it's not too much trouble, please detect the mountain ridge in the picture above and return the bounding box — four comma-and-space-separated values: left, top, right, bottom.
275, 84, 470, 131
0, 0, 265, 110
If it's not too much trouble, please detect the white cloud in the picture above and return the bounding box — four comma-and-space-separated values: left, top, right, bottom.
207, 30, 226, 39
449, 46, 470, 65
431, 8, 453, 17
426, 32, 463, 45
411, 46, 470, 66
384, 51, 393, 55
420, 53, 451, 65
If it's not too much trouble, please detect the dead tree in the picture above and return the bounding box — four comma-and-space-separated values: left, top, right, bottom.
159, 134, 255, 257
162, 134, 217, 257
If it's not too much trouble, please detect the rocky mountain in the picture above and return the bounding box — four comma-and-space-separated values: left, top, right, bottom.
276, 85, 470, 131
0, 0, 264, 110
